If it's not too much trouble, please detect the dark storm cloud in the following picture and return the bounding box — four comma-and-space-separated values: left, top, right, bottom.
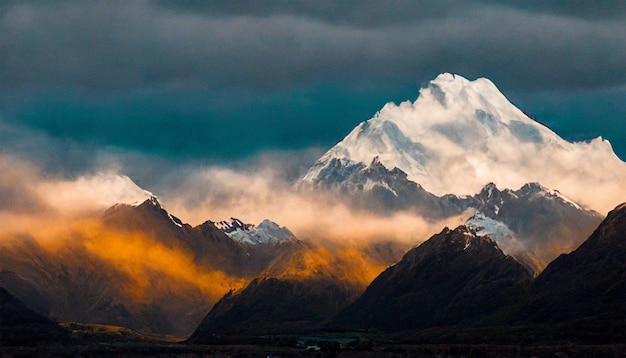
477, 0, 626, 20
0, 0, 625, 170
152, 0, 626, 25
1, 1, 624, 92
150, 0, 463, 28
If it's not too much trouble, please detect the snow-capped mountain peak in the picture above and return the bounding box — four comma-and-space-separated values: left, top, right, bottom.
465, 210, 525, 258
515, 183, 582, 210
141, 195, 161, 207
214, 218, 297, 245
302, 73, 626, 213
423, 73, 508, 111
214, 218, 253, 233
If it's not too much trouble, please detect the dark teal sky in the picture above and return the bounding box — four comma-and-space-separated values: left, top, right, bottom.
1, 1, 625, 189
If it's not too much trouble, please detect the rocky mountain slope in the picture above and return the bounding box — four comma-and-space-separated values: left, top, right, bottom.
0, 197, 304, 336
0, 287, 66, 345
188, 238, 391, 341
517, 203, 626, 326
331, 226, 532, 331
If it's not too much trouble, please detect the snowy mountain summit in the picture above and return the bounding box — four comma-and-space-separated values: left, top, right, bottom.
215, 218, 298, 245
302, 73, 625, 213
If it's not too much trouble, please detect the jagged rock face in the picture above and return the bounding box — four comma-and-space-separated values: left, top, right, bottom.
213, 218, 298, 245
518, 203, 626, 324
332, 226, 532, 331
302, 141, 603, 271
351, 158, 462, 219
304, 157, 461, 219
306, 154, 603, 272
214, 217, 254, 233
461, 182, 603, 271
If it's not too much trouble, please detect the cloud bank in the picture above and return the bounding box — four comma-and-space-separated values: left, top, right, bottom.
2, 1, 624, 92
0, 150, 460, 258
162, 165, 458, 245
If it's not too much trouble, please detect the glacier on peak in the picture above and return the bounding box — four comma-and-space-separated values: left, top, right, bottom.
302, 73, 626, 214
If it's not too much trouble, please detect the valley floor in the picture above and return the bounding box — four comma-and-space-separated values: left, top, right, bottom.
3, 341, 626, 357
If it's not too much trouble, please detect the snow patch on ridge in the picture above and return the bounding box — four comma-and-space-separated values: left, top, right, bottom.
168, 213, 183, 228
363, 179, 398, 197
548, 189, 582, 210
465, 210, 526, 257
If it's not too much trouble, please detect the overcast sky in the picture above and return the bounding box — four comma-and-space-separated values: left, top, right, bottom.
1, 0, 625, 191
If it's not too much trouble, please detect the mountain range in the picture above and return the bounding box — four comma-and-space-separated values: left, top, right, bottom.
2, 73, 625, 350
517, 203, 626, 328
0, 196, 399, 336
298, 74, 612, 271
0, 197, 309, 336
300, 152, 602, 272
190, 203, 626, 344
187, 74, 624, 342
3, 201, 624, 347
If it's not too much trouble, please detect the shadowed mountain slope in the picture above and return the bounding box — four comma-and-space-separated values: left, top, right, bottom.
332, 226, 532, 331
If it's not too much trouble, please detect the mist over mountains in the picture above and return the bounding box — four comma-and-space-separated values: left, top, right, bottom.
1, 74, 625, 353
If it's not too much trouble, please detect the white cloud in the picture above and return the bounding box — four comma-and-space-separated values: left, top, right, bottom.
162, 165, 462, 245
35, 173, 154, 215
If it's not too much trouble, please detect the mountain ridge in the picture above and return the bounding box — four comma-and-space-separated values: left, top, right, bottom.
331, 225, 533, 331
515, 202, 626, 325
213, 217, 299, 245
302, 155, 602, 272
0, 197, 307, 336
